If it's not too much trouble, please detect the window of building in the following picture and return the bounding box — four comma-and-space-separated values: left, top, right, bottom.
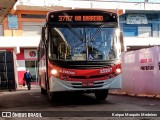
123, 26, 138, 36
152, 23, 159, 37
21, 14, 46, 19
138, 26, 151, 37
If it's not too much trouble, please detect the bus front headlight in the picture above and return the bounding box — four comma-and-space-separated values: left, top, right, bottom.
51, 69, 57, 75
115, 68, 121, 74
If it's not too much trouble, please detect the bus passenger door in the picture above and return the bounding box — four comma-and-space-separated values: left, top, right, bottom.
39, 27, 48, 91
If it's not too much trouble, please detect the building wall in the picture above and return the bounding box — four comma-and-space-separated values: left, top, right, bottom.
22, 22, 44, 37
3, 11, 46, 37
119, 13, 160, 51
16, 49, 25, 85
120, 13, 160, 37
17, 48, 37, 85
1, 10, 46, 85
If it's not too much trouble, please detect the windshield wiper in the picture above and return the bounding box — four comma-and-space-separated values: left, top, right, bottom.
90, 24, 104, 42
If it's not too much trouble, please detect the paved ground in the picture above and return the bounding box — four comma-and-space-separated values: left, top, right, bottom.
0, 85, 160, 120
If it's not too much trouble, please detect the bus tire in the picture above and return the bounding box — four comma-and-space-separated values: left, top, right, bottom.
95, 90, 108, 101
41, 87, 47, 95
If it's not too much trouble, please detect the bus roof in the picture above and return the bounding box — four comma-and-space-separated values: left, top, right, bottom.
47, 9, 124, 17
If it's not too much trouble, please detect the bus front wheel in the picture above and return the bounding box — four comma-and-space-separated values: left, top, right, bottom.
95, 90, 108, 100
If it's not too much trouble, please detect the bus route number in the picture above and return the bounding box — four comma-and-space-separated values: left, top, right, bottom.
100, 68, 112, 74
59, 16, 73, 21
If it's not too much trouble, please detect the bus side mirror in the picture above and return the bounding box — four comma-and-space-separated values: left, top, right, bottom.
120, 32, 124, 52
41, 27, 45, 42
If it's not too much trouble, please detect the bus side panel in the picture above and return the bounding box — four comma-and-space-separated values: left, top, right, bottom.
39, 55, 47, 90
109, 74, 122, 89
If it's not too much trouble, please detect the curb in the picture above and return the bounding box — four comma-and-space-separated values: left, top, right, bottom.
109, 90, 160, 98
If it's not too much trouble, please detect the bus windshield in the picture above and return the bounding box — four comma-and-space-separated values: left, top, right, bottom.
49, 25, 118, 61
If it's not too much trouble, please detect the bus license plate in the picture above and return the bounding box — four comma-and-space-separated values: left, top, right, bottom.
82, 82, 94, 87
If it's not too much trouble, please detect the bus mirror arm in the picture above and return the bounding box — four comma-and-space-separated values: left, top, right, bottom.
41, 27, 46, 42
120, 32, 124, 52
41, 27, 48, 48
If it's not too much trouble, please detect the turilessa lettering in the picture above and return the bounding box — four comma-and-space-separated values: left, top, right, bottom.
59, 69, 75, 75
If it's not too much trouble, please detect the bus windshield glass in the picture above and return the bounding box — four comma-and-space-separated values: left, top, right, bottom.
49, 25, 118, 61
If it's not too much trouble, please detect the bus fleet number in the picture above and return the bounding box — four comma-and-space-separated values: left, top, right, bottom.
100, 68, 112, 74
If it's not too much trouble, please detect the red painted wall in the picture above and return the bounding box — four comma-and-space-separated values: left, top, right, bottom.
17, 49, 24, 60
18, 71, 25, 85
17, 48, 25, 85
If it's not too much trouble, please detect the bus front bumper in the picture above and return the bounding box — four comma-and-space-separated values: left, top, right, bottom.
49, 74, 122, 93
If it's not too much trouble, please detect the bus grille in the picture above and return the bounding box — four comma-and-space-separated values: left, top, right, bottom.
69, 74, 107, 79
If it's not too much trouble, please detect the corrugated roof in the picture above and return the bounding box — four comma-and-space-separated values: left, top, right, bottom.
0, 0, 17, 23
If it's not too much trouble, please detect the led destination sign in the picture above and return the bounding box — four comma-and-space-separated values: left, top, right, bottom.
48, 10, 117, 23
58, 15, 103, 22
